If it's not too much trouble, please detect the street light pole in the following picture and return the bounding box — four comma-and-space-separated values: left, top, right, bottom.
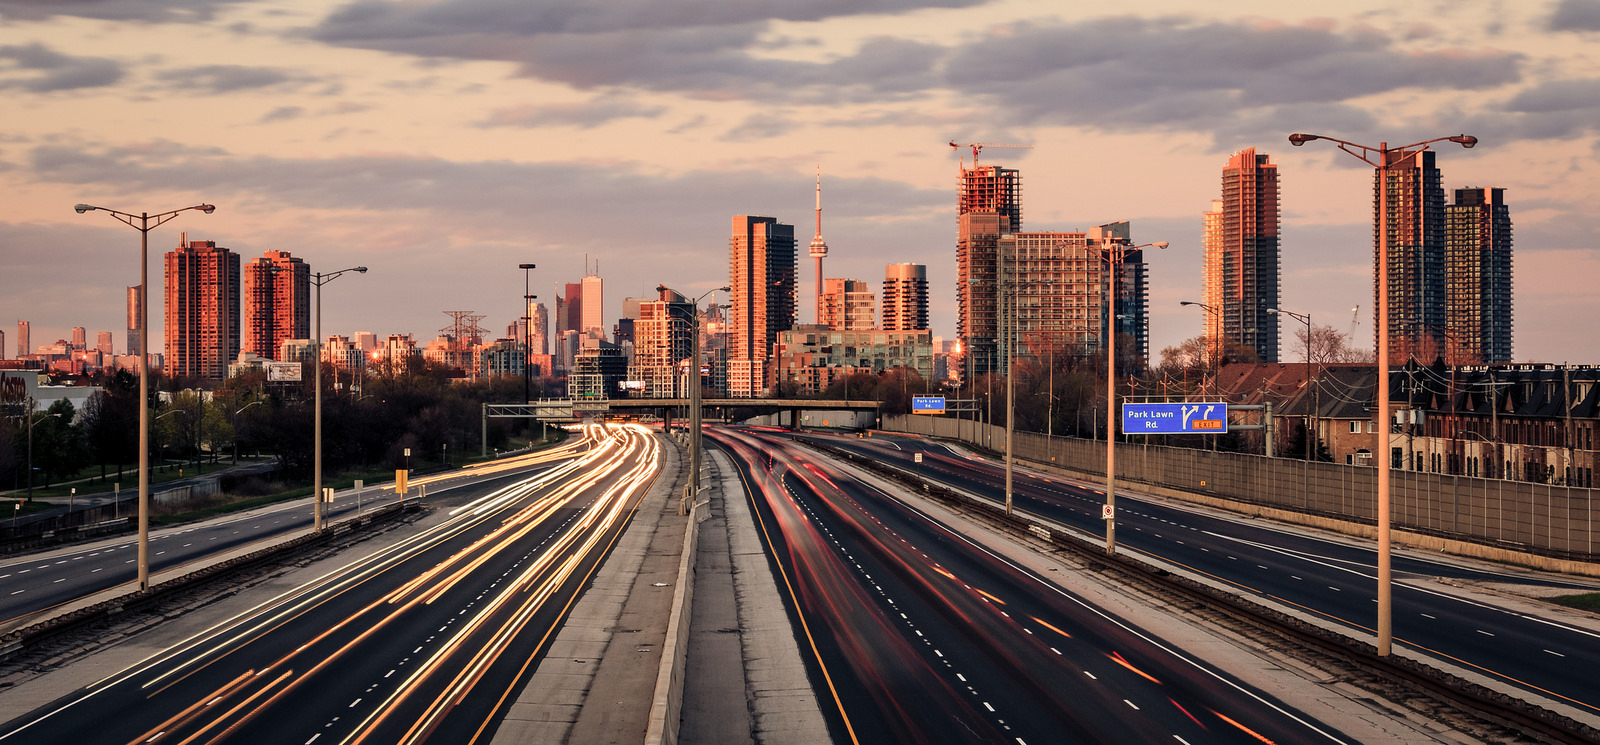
26, 402, 62, 500
312, 266, 368, 534
76, 201, 214, 592
519, 263, 538, 441
1289, 131, 1477, 657
1101, 240, 1167, 555
682, 286, 728, 516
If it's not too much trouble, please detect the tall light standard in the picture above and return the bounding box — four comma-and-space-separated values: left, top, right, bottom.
26, 404, 62, 499
1178, 300, 1221, 397
1100, 240, 1167, 555
1268, 307, 1314, 462
233, 399, 263, 464
76, 201, 214, 592
682, 286, 729, 516
518, 263, 538, 440
1288, 131, 1477, 656
312, 266, 368, 533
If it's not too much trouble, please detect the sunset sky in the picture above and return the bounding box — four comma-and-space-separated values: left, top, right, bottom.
4, 0, 1598, 366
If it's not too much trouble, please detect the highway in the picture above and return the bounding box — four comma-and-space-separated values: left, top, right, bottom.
711, 426, 1354, 744
0, 435, 594, 631
810, 430, 1600, 721
0, 423, 660, 745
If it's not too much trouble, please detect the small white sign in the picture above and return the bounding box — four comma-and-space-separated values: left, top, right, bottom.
913, 452, 923, 463
1101, 504, 1114, 520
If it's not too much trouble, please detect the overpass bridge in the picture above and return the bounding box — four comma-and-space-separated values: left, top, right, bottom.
480, 398, 880, 454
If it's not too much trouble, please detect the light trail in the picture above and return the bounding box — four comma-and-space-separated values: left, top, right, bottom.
1, 424, 662, 745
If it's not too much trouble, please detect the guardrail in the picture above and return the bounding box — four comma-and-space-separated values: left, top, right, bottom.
797, 436, 1600, 745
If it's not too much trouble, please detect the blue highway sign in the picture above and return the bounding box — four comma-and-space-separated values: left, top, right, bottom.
1121, 402, 1228, 434
911, 396, 947, 414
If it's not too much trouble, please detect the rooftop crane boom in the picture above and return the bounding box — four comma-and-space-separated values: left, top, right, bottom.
948, 141, 1033, 168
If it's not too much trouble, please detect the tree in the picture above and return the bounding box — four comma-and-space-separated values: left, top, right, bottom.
1296, 324, 1374, 364
34, 398, 87, 487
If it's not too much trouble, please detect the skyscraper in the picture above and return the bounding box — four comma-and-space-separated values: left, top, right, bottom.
164, 234, 240, 380
559, 282, 583, 335
97, 331, 113, 356
1201, 148, 1281, 362
728, 215, 796, 397
581, 273, 604, 339
71, 326, 87, 349
16, 321, 28, 358
809, 168, 829, 324
1445, 187, 1513, 363
530, 302, 548, 356
242, 250, 310, 361
882, 263, 929, 331
126, 286, 142, 358
990, 224, 1151, 370
819, 278, 875, 331
0, 329, 6, 360
627, 286, 695, 397
957, 164, 1022, 377
1376, 149, 1445, 360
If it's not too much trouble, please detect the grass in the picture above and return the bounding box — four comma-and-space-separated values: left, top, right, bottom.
1551, 593, 1600, 612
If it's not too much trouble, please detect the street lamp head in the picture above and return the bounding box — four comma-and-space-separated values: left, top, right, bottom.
1288, 133, 1318, 146
718, 286, 730, 292
199, 204, 216, 214
354, 266, 368, 273
1450, 134, 1478, 149
1266, 307, 1280, 314
1151, 242, 1169, 249
518, 263, 537, 270
74, 203, 94, 214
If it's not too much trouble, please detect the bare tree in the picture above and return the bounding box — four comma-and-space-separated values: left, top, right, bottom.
1295, 324, 1374, 364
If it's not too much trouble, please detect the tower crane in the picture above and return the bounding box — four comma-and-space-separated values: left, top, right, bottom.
949, 141, 1033, 168
1347, 304, 1361, 340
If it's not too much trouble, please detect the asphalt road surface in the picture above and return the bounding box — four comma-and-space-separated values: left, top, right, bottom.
813, 430, 1600, 722
0, 423, 660, 745
712, 427, 1355, 745
0, 442, 590, 630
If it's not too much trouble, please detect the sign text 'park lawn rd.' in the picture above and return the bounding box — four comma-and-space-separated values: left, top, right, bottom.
1120, 403, 1229, 434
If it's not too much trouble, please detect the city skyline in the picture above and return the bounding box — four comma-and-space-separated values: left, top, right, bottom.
2, 1, 1598, 365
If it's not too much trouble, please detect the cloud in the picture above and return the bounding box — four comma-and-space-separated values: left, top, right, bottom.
312, 0, 984, 40
479, 96, 666, 128
0, 0, 248, 23
151, 64, 323, 94
306, 1, 960, 100
0, 42, 123, 92
27, 141, 946, 240
259, 106, 304, 123
1548, 0, 1600, 31
940, 18, 1522, 144
1444, 78, 1600, 142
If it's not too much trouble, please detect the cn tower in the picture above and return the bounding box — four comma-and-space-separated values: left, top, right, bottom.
809, 166, 829, 324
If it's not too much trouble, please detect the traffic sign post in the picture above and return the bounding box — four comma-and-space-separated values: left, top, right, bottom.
1121, 402, 1228, 435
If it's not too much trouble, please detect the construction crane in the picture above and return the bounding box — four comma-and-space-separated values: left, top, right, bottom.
1347, 304, 1361, 340
949, 141, 1033, 168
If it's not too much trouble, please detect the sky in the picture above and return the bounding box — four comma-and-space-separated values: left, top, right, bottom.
3, 0, 1598, 366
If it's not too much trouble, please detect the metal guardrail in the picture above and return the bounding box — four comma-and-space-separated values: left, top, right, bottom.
797, 436, 1600, 745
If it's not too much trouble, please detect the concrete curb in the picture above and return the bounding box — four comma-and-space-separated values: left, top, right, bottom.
645, 477, 701, 745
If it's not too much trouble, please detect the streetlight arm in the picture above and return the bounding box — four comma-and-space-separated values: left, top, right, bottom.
1287, 133, 1477, 167
75, 203, 216, 231
312, 266, 369, 287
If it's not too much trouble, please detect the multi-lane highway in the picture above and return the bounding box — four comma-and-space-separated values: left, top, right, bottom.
0, 423, 659, 745
712, 426, 1356, 744
809, 429, 1600, 721
0, 434, 593, 631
